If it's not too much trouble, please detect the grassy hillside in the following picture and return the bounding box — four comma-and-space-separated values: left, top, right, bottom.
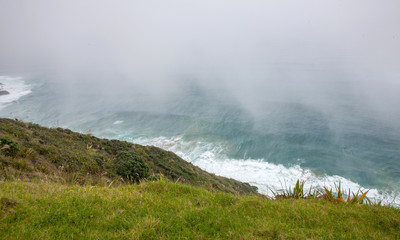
0, 118, 256, 194
1, 118, 399, 239
1, 180, 399, 239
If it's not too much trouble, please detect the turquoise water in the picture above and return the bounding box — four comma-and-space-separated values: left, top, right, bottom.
2, 76, 400, 204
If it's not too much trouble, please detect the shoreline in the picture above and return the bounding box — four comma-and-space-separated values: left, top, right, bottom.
0, 76, 33, 110
0, 82, 9, 96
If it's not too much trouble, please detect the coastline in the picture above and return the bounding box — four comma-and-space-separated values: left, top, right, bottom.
0, 83, 10, 96
0, 76, 32, 110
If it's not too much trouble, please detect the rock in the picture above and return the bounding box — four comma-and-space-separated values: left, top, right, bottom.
0, 90, 9, 96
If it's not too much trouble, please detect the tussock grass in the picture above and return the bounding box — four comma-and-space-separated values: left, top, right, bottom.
273, 179, 319, 200
1, 180, 399, 239
274, 180, 383, 206
321, 182, 372, 205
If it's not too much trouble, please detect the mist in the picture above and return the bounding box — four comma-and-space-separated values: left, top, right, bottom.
1, 0, 400, 124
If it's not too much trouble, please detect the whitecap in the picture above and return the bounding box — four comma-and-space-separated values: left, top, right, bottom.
0, 76, 32, 111
131, 135, 400, 207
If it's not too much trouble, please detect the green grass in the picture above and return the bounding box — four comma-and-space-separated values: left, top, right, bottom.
1, 180, 399, 240
1, 118, 399, 239
0, 118, 256, 195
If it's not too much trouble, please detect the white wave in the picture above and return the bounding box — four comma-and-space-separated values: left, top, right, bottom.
0, 76, 32, 111
132, 135, 399, 207
113, 120, 124, 125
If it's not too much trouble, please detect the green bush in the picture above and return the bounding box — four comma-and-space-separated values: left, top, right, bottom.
0, 136, 20, 157
115, 151, 149, 182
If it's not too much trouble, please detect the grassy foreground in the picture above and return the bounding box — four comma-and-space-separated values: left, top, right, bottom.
1, 180, 399, 240
1, 118, 400, 239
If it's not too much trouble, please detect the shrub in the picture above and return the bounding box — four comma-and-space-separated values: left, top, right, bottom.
0, 136, 20, 157
115, 151, 149, 182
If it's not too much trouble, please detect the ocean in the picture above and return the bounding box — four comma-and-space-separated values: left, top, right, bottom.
1, 75, 399, 206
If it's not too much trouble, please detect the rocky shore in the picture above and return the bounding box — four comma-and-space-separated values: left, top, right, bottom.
0, 83, 10, 96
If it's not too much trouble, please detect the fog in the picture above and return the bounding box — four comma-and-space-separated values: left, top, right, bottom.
1, 0, 400, 123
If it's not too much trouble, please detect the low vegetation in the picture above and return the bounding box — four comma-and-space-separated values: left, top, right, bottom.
0, 136, 20, 157
0, 118, 399, 239
273, 180, 375, 206
114, 151, 150, 182
0, 118, 256, 194
1, 180, 399, 239
322, 182, 372, 205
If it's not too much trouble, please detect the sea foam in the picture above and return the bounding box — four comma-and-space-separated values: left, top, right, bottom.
0, 76, 32, 111
131, 135, 399, 207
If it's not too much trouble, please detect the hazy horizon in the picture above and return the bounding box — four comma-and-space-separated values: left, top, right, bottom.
1, 1, 400, 204
1, 1, 399, 120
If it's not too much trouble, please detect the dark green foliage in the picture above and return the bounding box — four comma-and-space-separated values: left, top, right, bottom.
95, 157, 104, 168
0, 136, 20, 156
115, 151, 149, 182
102, 139, 132, 155
0, 118, 258, 194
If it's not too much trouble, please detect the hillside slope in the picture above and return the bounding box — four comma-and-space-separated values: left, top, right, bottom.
0, 118, 257, 194
1, 118, 399, 239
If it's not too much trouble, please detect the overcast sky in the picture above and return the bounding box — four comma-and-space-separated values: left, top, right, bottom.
1, 0, 399, 120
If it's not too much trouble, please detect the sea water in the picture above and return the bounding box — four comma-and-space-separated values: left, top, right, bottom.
0, 76, 32, 111
1, 75, 399, 206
